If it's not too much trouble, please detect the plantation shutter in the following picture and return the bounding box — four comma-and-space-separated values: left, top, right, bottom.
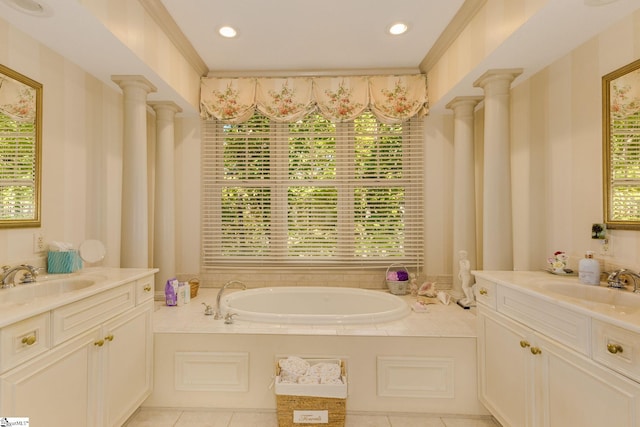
609, 110, 640, 221
201, 110, 424, 269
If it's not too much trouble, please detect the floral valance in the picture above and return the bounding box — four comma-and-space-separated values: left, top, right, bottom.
200, 74, 428, 124
0, 75, 36, 122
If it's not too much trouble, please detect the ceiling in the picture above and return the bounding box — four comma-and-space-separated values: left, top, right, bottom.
1, 0, 640, 115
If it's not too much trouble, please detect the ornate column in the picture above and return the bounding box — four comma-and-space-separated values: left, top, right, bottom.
473, 69, 522, 270
112, 75, 157, 268
149, 101, 182, 287
446, 96, 483, 298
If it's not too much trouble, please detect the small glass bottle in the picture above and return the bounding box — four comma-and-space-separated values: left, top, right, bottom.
578, 251, 600, 285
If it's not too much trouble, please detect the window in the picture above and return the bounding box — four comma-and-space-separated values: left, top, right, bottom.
202, 110, 424, 268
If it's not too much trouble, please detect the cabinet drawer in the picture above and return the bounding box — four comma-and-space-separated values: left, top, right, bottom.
497, 286, 590, 355
52, 283, 135, 346
592, 319, 640, 383
475, 278, 497, 309
0, 312, 50, 373
135, 276, 154, 305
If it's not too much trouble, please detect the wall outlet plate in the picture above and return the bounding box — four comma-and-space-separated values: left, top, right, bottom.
33, 232, 45, 253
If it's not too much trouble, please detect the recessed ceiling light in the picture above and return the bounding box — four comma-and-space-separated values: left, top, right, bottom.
1, 0, 52, 17
218, 26, 238, 38
388, 22, 408, 36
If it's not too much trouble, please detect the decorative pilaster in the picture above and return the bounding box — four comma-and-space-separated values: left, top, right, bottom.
473, 69, 522, 270
446, 96, 483, 297
112, 75, 157, 268
149, 101, 182, 287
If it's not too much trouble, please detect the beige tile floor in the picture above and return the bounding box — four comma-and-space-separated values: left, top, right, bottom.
123, 408, 501, 427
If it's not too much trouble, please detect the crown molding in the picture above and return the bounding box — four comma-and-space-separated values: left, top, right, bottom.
419, 0, 487, 73
137, 0, 209, 77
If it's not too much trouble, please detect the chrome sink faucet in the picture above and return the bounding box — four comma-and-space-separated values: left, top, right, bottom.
607, 269, 640, 293
1, 264, 39, 288
214, 280, 246, 320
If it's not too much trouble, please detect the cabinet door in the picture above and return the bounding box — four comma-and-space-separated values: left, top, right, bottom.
0, 327, 101, 427
478, 307, 533, 427
101, 302, 153, 427
536, 333, 640, 427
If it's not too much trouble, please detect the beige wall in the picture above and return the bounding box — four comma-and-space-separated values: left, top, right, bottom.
507, 10, 640, 272
0, 17, 125, 268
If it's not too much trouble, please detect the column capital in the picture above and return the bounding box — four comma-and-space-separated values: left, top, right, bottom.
111, 75, 157, 94
148, 101, 183, 114
446, 96, 484, 112
473, 69, 523, 89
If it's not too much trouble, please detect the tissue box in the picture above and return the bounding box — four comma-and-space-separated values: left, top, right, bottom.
47, 251, 82, 274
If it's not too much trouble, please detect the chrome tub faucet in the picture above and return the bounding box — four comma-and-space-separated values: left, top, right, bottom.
215, 280, 246, 320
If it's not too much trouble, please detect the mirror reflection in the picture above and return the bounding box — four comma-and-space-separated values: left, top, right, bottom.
603, 58, 640, 229
0, 64, 41, 228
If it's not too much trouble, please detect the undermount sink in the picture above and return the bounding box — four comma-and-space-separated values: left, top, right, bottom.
0, 278, 95, 307
540, 282, 640, 313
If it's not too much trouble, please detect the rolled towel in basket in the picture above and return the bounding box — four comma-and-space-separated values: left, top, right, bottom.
279, 356, 310, 376
308, 362, 341, 380
298, 375, 320, 384
321, 377, 344, 385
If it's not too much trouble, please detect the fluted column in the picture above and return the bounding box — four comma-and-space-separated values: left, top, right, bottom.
149, 101, 182, 287
473, 69, 522, 270
446, 96, 483, 297
112, 75, 157, 268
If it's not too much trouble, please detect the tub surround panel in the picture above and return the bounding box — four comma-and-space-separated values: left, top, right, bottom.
148, 289, 484, 415
175, 352, 249, 392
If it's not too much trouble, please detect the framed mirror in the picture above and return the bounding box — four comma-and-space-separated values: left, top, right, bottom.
0, 64, 42, 228
603, 58, 640, 229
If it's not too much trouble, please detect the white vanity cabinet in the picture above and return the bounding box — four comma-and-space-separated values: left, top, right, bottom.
0, 273, 154, 427
476, 276, 640, 427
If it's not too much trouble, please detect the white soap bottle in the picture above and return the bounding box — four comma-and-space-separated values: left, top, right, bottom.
578, 251, 600, 285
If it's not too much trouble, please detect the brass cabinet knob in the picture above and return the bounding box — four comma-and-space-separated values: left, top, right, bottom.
94, 339, 104, 347
143, 285, 151, 292
479, 288, 488, 295
104, 334, 114, 342
21, 335, 36, 346
607, 343, 624, 354
519, 340, 530, 348
530, 347, 542, 355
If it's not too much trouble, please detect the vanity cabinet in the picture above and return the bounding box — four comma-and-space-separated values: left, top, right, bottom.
477, 278, 640, 427
0, 274, 154, 427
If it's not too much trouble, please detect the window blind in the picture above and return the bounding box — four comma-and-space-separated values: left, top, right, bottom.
201, 110, 424, 269
609, 110, 640, 221
0, 112, 37, 219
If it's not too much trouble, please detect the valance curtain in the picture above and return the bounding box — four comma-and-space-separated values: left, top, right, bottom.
0, 75, 36, 122
611, 69, 640, 120
200, 74, 428, 124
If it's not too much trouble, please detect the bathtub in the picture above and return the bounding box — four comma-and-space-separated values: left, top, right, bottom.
220, 286, 411, 324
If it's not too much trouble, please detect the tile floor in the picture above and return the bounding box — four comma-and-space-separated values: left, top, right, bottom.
123, 408, 501, 427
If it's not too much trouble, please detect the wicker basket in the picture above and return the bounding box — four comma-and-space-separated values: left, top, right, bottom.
275, 359, 347, 427
385, 263, 409, 295
276, 395, 345, 427
188, 278, 200, 299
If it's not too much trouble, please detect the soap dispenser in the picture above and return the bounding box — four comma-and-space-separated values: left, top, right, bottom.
578, 251, 600, 285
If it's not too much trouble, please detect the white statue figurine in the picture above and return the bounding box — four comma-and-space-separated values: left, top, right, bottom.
458, 250, 476, 307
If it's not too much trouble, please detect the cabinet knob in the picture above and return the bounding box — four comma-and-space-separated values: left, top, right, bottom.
530, 347, 542, 355
105, 334, 114, 342
143, 285, 151, 292
479, 288, 488, 295
607, 343, 624, 354
21, 335, 36, 346
519, 340, 530, 348
94, 339, 104, 347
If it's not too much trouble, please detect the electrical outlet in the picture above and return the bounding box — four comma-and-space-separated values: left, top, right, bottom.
600, 238, 612, 256
33, 232, 45, 253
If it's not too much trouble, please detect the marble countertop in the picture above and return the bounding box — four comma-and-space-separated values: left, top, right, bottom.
153, 288, 478, 338
473, 270, 640, 333
0, 267, 158, 328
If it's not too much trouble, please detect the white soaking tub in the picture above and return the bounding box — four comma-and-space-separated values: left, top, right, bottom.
220, 286, 411, 324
